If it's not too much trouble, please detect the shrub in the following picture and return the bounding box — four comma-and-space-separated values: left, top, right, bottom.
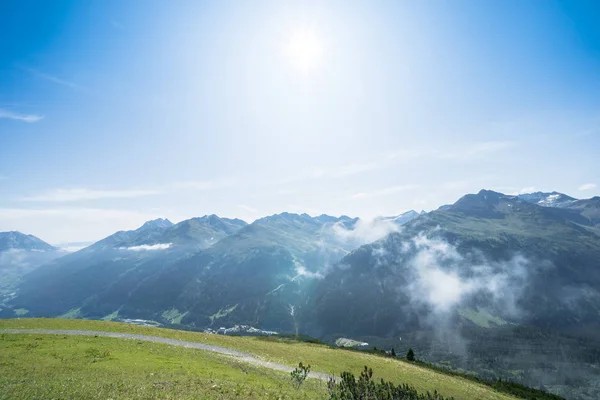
406, 348, 415, 361
328, 366, 453, 399
290, 362, 311, 388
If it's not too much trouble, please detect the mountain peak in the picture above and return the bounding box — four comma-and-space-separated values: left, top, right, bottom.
476, 189, 506, 198
0, 231, 57, 252
138, 218, 174, 231
518, 191, 577, 208
378, 210, 422, 225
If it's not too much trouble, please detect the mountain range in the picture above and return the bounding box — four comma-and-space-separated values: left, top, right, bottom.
2, 192, 600, 399
0, 232, 63, 311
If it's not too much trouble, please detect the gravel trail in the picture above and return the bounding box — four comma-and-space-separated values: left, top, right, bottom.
0, 329, 335, 382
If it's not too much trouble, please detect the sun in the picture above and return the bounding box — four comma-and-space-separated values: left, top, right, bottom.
284, 28, 324, 75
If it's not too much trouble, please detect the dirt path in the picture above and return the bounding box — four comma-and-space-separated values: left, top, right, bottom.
0, 329, 335, 382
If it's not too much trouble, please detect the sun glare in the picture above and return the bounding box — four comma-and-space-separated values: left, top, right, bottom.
284, 28, 324, 75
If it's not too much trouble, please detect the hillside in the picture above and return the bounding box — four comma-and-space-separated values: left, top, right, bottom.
0, 231, 64, 309
314, 190, 600, 399
5, 192, 600, 398
9, 213, 401, 332
0, 318, 527, 400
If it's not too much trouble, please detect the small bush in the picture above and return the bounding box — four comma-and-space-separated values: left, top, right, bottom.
290, 362, 311, 388
406, 348, 415, 361
328, 366, 453, 400
85, 348, 112, 363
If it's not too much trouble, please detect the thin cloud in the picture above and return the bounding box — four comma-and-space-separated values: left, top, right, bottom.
110, 19, 124, 30
171, 179, 235, 190
578, 183, 597, 191
22, 66, 84, 90
237, 204, 258, 213
0, 108, 43, 123
18, 179, 235, 204
121, 243, 172, 251
263, 141, 515, 187
442, 175, 495, 190
439, 141, 516, 160
351, 184, 417, 199
520, 186, 537, 194
21, 188, 162, 202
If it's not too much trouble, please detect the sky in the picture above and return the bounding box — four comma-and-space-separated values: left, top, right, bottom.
1, 0, 599, 244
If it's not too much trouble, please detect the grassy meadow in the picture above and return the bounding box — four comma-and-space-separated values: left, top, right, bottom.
0, 318, 518, 400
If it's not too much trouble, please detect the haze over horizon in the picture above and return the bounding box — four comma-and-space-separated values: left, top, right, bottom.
1, 0, 599, 243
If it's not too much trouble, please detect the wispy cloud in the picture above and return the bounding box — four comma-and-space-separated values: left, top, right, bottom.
449, 141, 515, 159
442, 175, 495, 190
110, 19, 124, 30
121, 243, 172, 251
171, 179, 235, 190
22, 66, 84, 90
21, 188, 161, 202
351, 184, 417, 199
262, 141, 515, 187
237, 204, 258, 213
578, 183, 597, 191
520, 186, 537, 194
0, 108, 43, 123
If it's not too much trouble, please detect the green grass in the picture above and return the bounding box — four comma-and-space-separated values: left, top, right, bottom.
13, 308, 28, 317
458, 307, 507, 328
57, 307, 82, 319
0, 318, 518, 400
209, 304, 238, 324
161, 308, 189, 324
0, 333, 326, 399
102, 309, 119, 321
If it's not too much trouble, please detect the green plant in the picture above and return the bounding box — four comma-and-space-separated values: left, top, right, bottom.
407, 348, 415, 362
290, 361, 310, 389
85, 347, 112, 363
328, 366, 453, 399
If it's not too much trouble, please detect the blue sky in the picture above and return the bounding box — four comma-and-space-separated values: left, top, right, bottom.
1, 0, 599, 243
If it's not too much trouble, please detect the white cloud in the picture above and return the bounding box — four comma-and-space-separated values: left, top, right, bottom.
351, 185, 417, 199
331, 218, 399, 246
520, 186, 537, 194
121, 243, 172, 251
578, 183, 597, 191
21, 188, 162, 202
237, 204, 258, 213
0, 108, 43, 123
293, 261, 324, 280
59, 245, 88, 252
403, 235, 530, 315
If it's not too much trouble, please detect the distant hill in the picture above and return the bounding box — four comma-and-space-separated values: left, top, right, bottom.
0, 231, 57, 252
10, 213, 377, 332
0, 231, 63, 309
313, 189, 600, 399
9, 215, 248, 318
